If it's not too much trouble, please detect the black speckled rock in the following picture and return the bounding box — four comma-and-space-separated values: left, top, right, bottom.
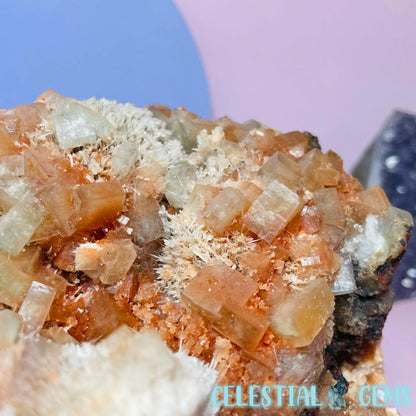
353, 111, 416, 299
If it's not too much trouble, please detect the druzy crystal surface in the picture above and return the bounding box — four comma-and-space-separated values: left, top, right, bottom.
0, 91, 412, 416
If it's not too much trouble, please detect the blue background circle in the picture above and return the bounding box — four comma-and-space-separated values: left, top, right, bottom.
0, 0, 211, 118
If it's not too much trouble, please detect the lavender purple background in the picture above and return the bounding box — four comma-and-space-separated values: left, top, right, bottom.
174, 1, 416, 414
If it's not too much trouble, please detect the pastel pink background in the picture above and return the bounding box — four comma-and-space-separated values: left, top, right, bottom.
175, 0, 416, 172
175, 1, 416, 414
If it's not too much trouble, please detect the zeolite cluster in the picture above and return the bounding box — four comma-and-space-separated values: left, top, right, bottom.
0, 90, 412, 416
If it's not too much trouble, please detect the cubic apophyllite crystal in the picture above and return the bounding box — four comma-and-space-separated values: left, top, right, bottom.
242, 180, 304, 242
75, 238, 137, 285
267, 278, 334, 348
0, 90, 412, 416
18, 280, 56, 334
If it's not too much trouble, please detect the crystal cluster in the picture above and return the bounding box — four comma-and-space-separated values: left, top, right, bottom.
0, 321, 217, 416
0, 91, 412, 416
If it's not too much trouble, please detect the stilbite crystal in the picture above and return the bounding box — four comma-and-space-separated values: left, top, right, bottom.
167, 108, 217, 151
39, 326, 78, 344
232, 181, 263, 209
0, 125, 20, 156
0, 188, 16, 214
274, 131, 308, 158
299, 205, 321, 235
50, 282, 136, 343
245, 130, 308, 159
35, 266, 68, 299
12, 245, 42, 274
23, 146, 71, 185
326, 149, 343, 172
0, 102, 47, 140
217, 116, 250, 143
289, 233, 342, 278
312, 167, 340, 187
147, 104, 171, 122
298, 148, 334, 191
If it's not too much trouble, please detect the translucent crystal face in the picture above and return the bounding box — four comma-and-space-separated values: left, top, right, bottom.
360, 185, 390, 215
0, 195, 47, 255
75, 239, 137, 285
182, 264, 267, 351
331, 255, 357, 295
187, 184, 219, 212
164, 161, 197, 209
111, 141, 139, 176
213, 302, 269, 352
53, 101, 114, 150
38, 170, 85, 237
18, 281, 56, 335
313, 187, 346, 228
257, 150, 301, 189
0, 252, 36, 308
183, 264, 258, 319
242, 180, 304, 243
75, 181, 125, 231
267, 278, 335, 348
202, 188, 245, 235
0, 155, 25, 177
128, 195, 164, 245
0, 309, 22, 348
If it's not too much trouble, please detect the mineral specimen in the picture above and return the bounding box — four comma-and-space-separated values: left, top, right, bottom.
353, 111, 416, 299
0, 91, 411, 416
242, 180, 304, 242
0, 326, 217, 416
18, 281, 56, 334
53, 100, 114, 150
268, 278, 334, 348
75, 238, 137, 285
